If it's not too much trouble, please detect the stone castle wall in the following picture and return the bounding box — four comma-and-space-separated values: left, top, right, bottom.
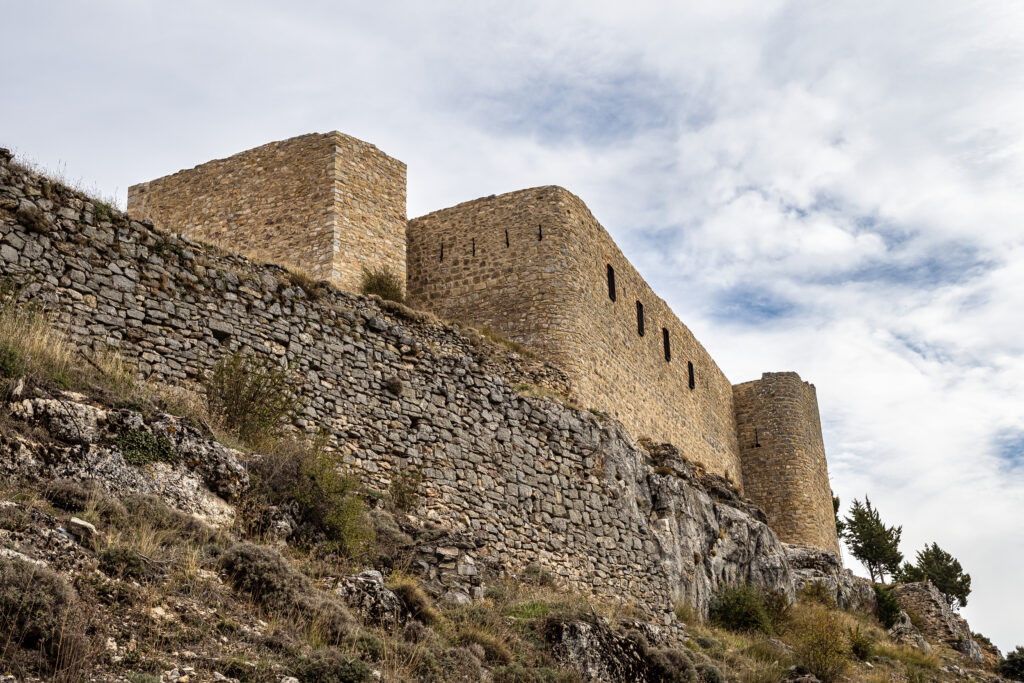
408, 187, 743, 484
127, 132, 407, 293
0, 152, 794, 612
407, 187, 573, 355
733, 373, 840, 554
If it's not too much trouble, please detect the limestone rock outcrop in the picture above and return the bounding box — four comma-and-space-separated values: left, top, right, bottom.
2, 394, 246, 526
892, 581, 984, 663
783, 543, 875, 611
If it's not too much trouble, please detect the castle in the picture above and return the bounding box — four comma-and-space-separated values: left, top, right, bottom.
128, 131, 840, 555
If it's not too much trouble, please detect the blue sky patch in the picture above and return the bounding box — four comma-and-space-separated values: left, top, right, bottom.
993, 430, 1024, 471
460, 70, 686, 145
710, 284, 797, 324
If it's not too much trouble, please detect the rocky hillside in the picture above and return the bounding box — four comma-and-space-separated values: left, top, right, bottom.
0, 149, 1011, 682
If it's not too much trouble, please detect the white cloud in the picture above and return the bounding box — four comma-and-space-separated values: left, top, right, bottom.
2, 0, 1023, 651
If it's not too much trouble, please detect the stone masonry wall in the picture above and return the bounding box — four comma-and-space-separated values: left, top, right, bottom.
733, 373, 840, 554
407, 187, 572, 355
127, 132, 407, 293
0, 151, 793, 614
408, 187, 743, 485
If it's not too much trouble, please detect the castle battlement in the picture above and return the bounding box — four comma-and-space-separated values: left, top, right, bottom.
126, 132, 839, 553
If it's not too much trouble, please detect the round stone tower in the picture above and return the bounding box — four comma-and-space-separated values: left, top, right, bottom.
732, 372, 840, 554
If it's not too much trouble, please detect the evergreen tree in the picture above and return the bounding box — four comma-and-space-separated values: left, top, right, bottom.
896, 542, 972, 610
843, 497, 903, 583
833, 495, 847, 539
998, 646, 1024, 682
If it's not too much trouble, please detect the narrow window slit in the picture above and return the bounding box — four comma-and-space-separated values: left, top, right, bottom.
440, 241, 444, 262
688, 361, 695, 389
538, 224, 543, 241
472, 238, 476, 256
662, 328, 671, 362
505, 229, 509, 248
636, 301, 645, 336
607, 265, 616, 301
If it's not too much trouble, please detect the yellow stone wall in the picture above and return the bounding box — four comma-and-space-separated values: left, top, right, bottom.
733, 373, 841, 554
408, 186, 744, 485
126, 131, 841, 552
127, 132, 406, 292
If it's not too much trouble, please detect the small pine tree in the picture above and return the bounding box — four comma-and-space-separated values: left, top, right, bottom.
897, 542, 971, 610
843, 497, 903, 583
833, 495, 847, 539
998, 646, 1024, 682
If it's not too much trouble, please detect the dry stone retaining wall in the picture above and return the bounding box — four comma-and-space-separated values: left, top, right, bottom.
127, 132, 407, 293
0, 151, 793, 614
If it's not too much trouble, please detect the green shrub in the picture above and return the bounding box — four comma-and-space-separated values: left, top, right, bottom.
389, 465, 423, 513
999, 646, 1024, 681
647, 647, 698, 682
220, 542, 307, 605
206, 351, 298, 446
696, 660, 725, 683
708, 583, 774, 634
848, 625, 874, 660
695, 635, 718, 650
247, 438, 375, 558
791, 605, 849, 682
220, 542, 352, 645
0, 555, 91, 674
359, 266, 404, 303
99, 547, 150, 581
344, 631, 385, 661
293, 648, 371, 682
873, 584, 901, 629
115, 429, 177, 466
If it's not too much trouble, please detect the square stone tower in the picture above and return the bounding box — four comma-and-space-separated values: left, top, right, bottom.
127, 132, 406, 292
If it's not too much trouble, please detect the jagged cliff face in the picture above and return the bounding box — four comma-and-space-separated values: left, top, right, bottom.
0, 149, 794, 616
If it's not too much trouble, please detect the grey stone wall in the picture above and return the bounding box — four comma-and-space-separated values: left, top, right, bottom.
0, 150, 793, 615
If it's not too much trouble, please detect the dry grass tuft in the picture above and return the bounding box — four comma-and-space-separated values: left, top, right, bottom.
360, 266, 404, 304
786, 604, 849, 682
477, 325, 530, 355
387, 574, 439, 626
0, 299, 74, 390
285, 266, 327, 299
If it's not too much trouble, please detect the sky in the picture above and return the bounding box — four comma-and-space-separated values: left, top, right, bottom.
3, 0, 1022, 652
